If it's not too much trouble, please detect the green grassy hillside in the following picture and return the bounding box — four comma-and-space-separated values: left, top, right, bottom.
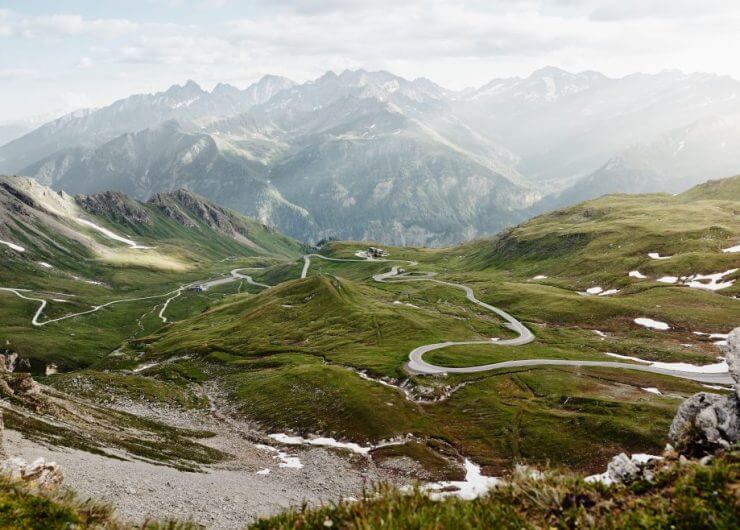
97, 176, 739, 474
0, 176, 304, 369
2, 175, 738, 481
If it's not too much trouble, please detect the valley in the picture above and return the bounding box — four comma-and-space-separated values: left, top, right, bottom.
0, 174, 737, 526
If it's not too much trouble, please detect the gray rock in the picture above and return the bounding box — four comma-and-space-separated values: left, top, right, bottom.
668, 326, 740, 455
726, 327, 740, 399
669, 392, 739, 454
606, 453, 641, 483
0, 456, 64, 487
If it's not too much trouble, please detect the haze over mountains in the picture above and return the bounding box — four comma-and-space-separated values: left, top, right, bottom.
3, 67, 740, 246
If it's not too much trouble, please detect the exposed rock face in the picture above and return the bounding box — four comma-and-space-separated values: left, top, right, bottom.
0, 377, 62, 487
76, 190, 153, 225
668, 326, 739, 455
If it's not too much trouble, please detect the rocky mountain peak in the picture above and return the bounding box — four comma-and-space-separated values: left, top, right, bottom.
75, 190, 153, 226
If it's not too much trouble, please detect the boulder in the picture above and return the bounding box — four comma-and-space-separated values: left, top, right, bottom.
668, 326, 740, 455
0, 457, 64, 488
606, 453, 641, 483
585, 453, 661, 485
727, 328, 740, 399
669, 393, 739, 454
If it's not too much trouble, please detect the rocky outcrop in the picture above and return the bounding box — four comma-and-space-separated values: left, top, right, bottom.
668, 327, 739, 455
585, 453, 662, 485
727, 329, 740, 400
0, 374, 63, 487
76, 190, 153, 225
0, 457, 64, 488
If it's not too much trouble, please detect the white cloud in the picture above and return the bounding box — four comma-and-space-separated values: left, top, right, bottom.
77, 57, 94, 69
0, 68, 40, 80
0, 11, 139, 39
1, 2, 740, 119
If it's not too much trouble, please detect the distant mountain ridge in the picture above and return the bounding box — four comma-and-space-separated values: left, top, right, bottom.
4, 67, 740, 245
0, 175, 303, 267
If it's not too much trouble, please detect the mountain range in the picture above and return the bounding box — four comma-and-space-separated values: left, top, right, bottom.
2, 67, 740, 245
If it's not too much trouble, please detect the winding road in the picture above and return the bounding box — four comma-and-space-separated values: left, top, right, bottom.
301, 254, 734, 385
2, 252, 732, 385
0, 267, 269, 327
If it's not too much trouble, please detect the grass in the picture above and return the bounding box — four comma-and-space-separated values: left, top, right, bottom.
99, 180, 737, 470
2, 176, 738, 478
250, 451, 740, 530
133, 275, 513, 379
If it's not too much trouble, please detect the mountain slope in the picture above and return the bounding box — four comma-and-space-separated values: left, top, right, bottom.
21, 121, 317, 241
458, 68, 740, 189
6, 67, 740, 246
543, 115, 740, 208
21, 72, 535, 245
0, 76, 295, 173
0, 175, 303, 271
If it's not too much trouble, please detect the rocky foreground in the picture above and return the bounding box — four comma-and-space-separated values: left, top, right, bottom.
0, 329, 738, 528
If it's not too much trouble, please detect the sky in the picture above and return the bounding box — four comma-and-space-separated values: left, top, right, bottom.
1, 0, 740, 122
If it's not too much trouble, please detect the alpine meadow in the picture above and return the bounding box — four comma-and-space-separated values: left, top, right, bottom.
0, 2, 738, 529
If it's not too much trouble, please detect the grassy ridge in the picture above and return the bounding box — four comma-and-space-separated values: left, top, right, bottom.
112, 177, 739, 471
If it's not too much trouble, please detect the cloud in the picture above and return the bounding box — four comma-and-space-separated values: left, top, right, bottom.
77, 57, 94, 69
0, 68, 40, 80
0, 10, 139, 39
589, 0, 739, 21
2, 1, 740, 121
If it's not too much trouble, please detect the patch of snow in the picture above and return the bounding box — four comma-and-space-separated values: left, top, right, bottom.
0, 239, 24, 252
657, 276, 678, 284
642, 387, 662, 395
722, 244, 740, 253
269, 433, 373, 455
75, 218, 153, 249
132, 362, 159, 373
605, 352, 650, 363
650, 360, 728, 374
255, 442, 303, 469
532, 275, 548, 280
584, 471, 613, 485
37, 262, 53, 268
634, 317, 670, 331
425, 459, 500, 500
682, 269, 737, 291
276, 451, 303, 469
593, 330, 608, 339
631, 453, 663, 464
393, 300, 419, 309
629, 270, 647, 279
606, 351, 728, 374
648, 252, 672, 260
703, 384, 732, 391
599, 289, 620, 296
586, 286, 603, 294
255, 468, 270, 475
